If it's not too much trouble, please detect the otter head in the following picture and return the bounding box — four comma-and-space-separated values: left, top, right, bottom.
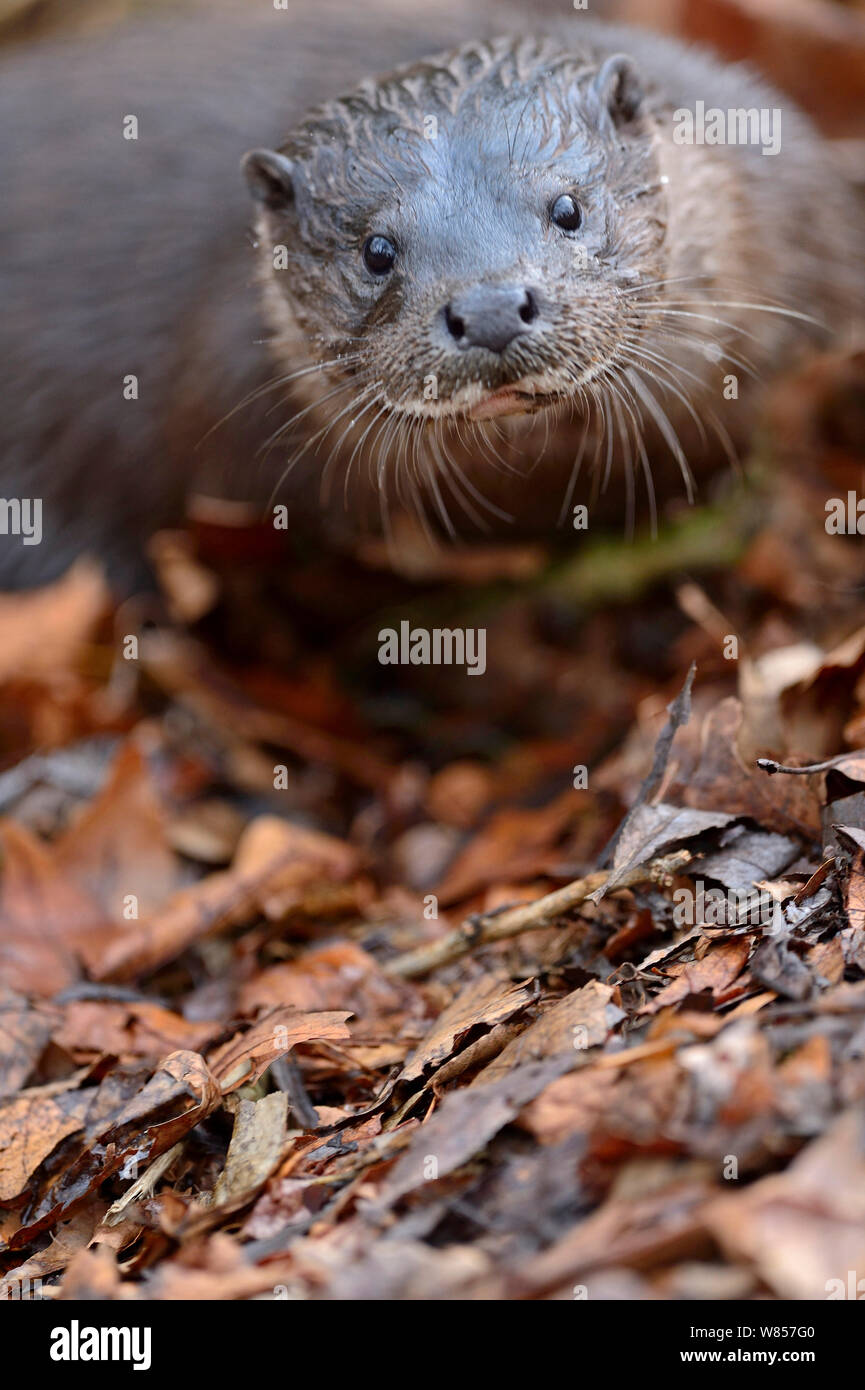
243, 35, 667, 450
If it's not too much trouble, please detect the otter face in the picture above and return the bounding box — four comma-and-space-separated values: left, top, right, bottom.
244, 37, 667, 432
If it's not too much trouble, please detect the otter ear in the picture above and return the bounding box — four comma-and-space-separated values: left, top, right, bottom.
242, 148, 296, 210
589, 54, 643, 131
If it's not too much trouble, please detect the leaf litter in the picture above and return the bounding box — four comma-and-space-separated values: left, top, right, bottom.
1, 350, 865, 1301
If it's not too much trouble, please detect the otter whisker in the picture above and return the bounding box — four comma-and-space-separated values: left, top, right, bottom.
260, 358, 365, 422
309, 382, 380, 484
196, 354, 363, 453
641, 324, 763, 382
625, 395, 657, 536
445, 418, 503, 528
631, 306, 768, 349
595, 378, 636, 528
635, 300, 825, 333
402, 418, 439, 548
557, 426, 591, 528
439, 439, 493, 533
258, 376, 360, 460
470, 418, 522, 477
319, 387, 383, 507
617, 345, 708, 447
583, 380, 609, 507
435, 427, 510, 531
598, 362, 653, 536
614, 341, 740, 488
624, 366, 695, 503
340, 398, 391, 511
629, 288, 822, 324
621, 273, 716, 293
264, 380, 377, 511
426, 422, 458, 539
597, 390, 615, 494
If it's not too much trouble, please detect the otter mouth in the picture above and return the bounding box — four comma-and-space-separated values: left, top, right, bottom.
468, 385, 557, 421
387, 377, 566, 422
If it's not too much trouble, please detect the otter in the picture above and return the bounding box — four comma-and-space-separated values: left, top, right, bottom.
0, 3, 861, 588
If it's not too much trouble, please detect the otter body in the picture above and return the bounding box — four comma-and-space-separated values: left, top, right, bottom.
0, 4, 860, 587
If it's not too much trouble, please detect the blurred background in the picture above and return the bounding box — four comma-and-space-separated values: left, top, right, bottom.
2, 0, 864, 140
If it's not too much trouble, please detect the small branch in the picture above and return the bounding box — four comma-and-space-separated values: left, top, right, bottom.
758, 753, 861, 776
385, 849, 691, 979
103, 1141, 184, 1227
597, 663, 695, 870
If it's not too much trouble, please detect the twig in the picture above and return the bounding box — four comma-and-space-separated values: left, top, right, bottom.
385, 849, 691, 979
597, 662, 695, 870
758, 753, 862, 776
103, 1141, 184, 1227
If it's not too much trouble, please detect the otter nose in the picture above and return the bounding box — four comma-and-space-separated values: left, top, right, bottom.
444, 285, 537, 353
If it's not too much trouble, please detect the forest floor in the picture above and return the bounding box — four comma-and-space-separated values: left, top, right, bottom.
2, 340, 865, 1300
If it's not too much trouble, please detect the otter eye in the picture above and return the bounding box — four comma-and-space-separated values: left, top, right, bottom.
550, 194, 582, 232
363, 234, 396, 275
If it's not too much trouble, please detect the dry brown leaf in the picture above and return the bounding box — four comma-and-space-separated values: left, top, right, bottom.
232, 815, 361, 920
400, 975, 533, 1084
519, 1067, 621, 1145
54, 739, 180, 920
0, 559, 108, 681
208, 1007, 352, 1094
0, 739, 184, 991
676, 698, 823, 838
238, 940, 405, 1018
373, 1055, 579, 1212
210, 1091, 288, 1212
52, 999, 222, 1064
95, 816, 360, 983
434, 792, 578, 906
0, 985, 59, 1097
0, 820, 110, 995
0, 1090, 87, 1203
11, 1050, 222, 1247
2, 1200, 107, 1286
702, 1106, 865, 1299
640, 939, 751, 1015
477, 980, 624, 1084
845, 848, 865, 932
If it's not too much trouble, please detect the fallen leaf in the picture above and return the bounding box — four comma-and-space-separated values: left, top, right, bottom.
477, 981, 624, 1084
372, 1056, 579, 1213
600, 803, 737, 899
750, 937, 814, 1001
399, 975, 533, 1084
51, 999, 222, 1064
95, 815, 363, 982
238, 941, 402, 1018
0, 1090, 87, 1204
703, 1107, 865, 1299
11, 1051, 222, 1246
0, 986, 59, 1097
208, 1008, 352, 1094
434, 793, 578, 906
211, 1091, 289, 1211
641, 939, 751, 1015
0, 560, 108, 681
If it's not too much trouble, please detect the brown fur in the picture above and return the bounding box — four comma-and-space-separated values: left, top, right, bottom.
0, 7, 860, 585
